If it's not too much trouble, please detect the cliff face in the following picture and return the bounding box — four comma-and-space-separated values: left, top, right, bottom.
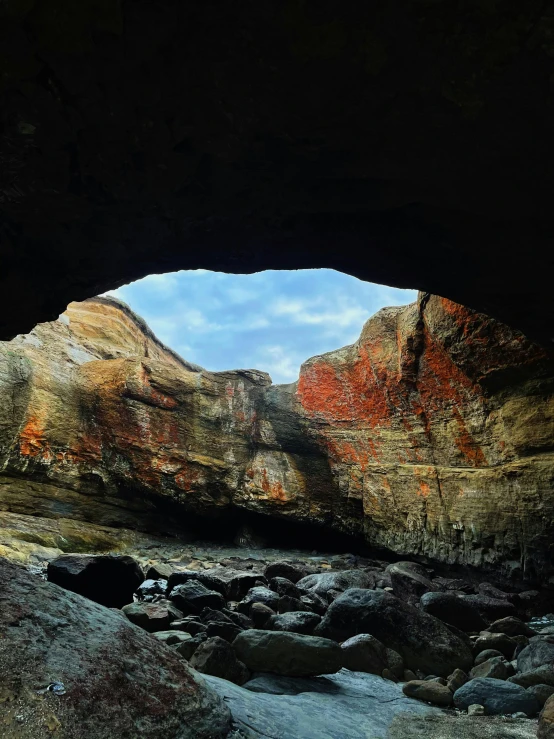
0, 296, 552, 582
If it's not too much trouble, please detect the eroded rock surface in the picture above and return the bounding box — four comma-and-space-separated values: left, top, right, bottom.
1, 294, 553, 581
0, 557, 230, 739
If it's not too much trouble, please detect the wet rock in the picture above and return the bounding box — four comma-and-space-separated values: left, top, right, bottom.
478, 583, 518, 603
203, 567, 267, 600
488, 617, 536, 638
233, 630, 343, 677
475, 649, 505, 666
385, 648, 405, 680
190, 637, 250, 685
463, 595, 516, 622
266, 612, 322, 636
388, 562, 438, 604
315, 589, 472, 677
223, 608, 253, 630
135, 578, 167, 601
539, 695, 554, 739
470, 656, 512, 681
402, 680, 453, 707
167, 569, 229, 598
340, 634, 388, 675
206, 670, 439, 738
168, 580, 225, 614
264, 562, 308, 584
47, 553, 144, 609
238, 586, 280, 615
527, 684, 554, 709
122, 600, 183, 632
420, 592, 487, 632
509, 665, 554, 688
0, 559, 230, 738
277, 595, 307, 613
296, 570, 373, 597
270, 577, 302, 599
518, 639, 554, 672
250, 602, 276, 628
473, 633, 518, 660
454, 677, 540, 716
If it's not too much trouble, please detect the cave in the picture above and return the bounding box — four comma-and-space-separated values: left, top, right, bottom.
1, 3, 554, 738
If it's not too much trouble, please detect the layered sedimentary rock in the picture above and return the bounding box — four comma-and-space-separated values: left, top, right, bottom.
0, 296, 552, 582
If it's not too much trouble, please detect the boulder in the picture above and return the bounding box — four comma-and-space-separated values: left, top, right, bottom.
473, 633, 517, 660
190, 637, 250, 685
488, 617, 536, 637
269, 577, 302, 599
122, 600, 183, 632
232, 630, 343, 677
266, 612, 322, 636
539, 695, 554, 739
47, 553, 144, 609
340, 634, 388, 675
250, 602, 276, 628
527, 685, 554, 709
509, 665, 554, 688
167, 569, 229, 597
446, 668, 468, 693
263, 562, 308, 584
474, 649, 504, 666
463, 595, 516, 622
154, 631, 194, 646
296, 570, 373, 597
175, 633, 208, 661
278, 595, 307, 614
145, 562, 174, 580
388, 562, 438, 604
469, 656, 511, 681
169, 616, 206, 635
385, 648, 405, 680
299, 592, 328, 615
238, 586, 280, 615
453, 677, 540, 716
402, 680, 453, 707
518, 639, 554, 673
0, 558, 230, 738
168, 580, 225, 614
420, 592, 487, 632
315, 589, 472, 677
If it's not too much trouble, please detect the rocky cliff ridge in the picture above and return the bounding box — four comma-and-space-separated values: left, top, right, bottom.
0, 295, 552, 583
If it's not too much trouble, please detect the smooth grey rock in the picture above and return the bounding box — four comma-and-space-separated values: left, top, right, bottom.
315, 588, 472, 676
206, 670, 439, 738
454, 677, 540, 716
518, 639, 554, 672
233, 629, 343, 677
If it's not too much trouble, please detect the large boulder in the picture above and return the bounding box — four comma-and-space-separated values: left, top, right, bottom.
0, 558, 230, 738
315, 589, 472, 677
168, 580, 225, 614
46, 553, 144, 609
488, 617, 536, 638
453, 678, 540, 716
518, 639, 554, 673
232, 630, 343, 677
340, 634, 388, 675
296, 570, 374, 597
420, 592, 487, 632
387, 562, 438, 604
462, 595, 516, 623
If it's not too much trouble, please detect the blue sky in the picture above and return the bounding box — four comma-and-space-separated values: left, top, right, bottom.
105, 270, 417, 384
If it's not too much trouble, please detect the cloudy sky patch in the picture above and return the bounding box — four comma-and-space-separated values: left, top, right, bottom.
105, 269, 417, 383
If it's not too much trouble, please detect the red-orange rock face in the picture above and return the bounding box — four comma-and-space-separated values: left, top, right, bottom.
1, 295, 552, 582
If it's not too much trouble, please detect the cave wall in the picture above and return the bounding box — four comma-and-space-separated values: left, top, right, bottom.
0, 295, 552, 582
1, 2, 554, 343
